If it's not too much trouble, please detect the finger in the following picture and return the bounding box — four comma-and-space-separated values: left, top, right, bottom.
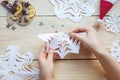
47, 47, 54, 62
70, 33, 86, 42
53, 53, 58, 61
39, 43, 46, 57
69, 27, 88, 34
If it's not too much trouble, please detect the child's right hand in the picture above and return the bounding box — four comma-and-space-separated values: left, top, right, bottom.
69, 27, 103, 54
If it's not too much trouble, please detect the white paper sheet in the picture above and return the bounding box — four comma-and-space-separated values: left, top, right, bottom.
38, 32, 86, 59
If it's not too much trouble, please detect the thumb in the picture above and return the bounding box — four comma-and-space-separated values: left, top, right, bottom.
47, 47, 54, 62
70, 33, 86, 42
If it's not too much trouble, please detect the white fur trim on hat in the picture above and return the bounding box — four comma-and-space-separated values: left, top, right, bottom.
105, 0, 117, 4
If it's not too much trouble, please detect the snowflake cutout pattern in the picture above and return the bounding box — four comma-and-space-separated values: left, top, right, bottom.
110, 41, 120, 62
0, 45, 39, 80
38, 32, 86, 59
104, 13, 120, 35
49, 0, 97, 22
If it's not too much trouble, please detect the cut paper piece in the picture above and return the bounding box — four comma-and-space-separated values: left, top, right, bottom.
49, 0, 97, 22
98, 0, 117, 23
0, 45, 39, 80
104, 13, 120, 35
110, 41, 120, 62
38, 32, 86, 59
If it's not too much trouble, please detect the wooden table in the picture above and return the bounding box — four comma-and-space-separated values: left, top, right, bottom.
0, 0, 120, 80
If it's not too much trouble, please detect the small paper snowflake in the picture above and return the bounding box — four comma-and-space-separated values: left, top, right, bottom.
0, 45, 39, 80
110, 41, 120, 62
104, 14, 120, 35
49, 0, 97, 22
38, 32, 86, 59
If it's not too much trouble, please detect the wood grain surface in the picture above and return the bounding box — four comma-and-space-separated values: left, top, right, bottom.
0, 0, 119, 80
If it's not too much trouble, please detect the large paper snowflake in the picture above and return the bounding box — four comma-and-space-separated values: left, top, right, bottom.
0, 45, 39, 80
49, 0, 97, 22
110, 41, 120, 62
104, 14, 120, 35
38, 32, 86, 59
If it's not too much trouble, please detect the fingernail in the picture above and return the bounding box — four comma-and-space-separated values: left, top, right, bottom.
69, 33, 73, 35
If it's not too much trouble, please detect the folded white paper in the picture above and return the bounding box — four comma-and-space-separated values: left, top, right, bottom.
49, 0, 97, 22
0, 45, 39, 80
38, 32, 86, 59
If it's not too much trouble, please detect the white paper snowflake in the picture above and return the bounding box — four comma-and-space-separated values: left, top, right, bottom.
0, 45, 39, 80
38, 32, 86, 59
104, 14, 120, 35
110, 41, 120, 62
49, 0, 97, 22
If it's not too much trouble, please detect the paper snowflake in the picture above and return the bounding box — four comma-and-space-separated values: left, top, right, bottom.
49, 0, 97, 22
104, 13, 120, 35
110, 41, 120, 62
0, 45, 39, 80
38, 32, 86, 59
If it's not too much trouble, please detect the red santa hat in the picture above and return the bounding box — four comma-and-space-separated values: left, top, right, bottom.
98, 0, 117, 23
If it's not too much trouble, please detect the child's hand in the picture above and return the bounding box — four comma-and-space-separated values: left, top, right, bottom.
69, 27, 103, 54
38, 43, 54, 80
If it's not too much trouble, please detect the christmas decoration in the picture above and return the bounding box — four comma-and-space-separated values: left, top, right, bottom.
0, 45, 39, 80
110, 41, 120, 62
49, 0, 97, 22
104, 13, 120, 34
1, 0, 36, 29
38, 32, 86, 59
98, 0, 117, 23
